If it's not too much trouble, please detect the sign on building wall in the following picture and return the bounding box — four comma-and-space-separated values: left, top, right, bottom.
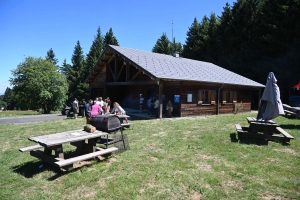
174, 95, 180, 103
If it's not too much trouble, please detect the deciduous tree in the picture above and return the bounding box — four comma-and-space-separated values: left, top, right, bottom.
10, 57, 68, 113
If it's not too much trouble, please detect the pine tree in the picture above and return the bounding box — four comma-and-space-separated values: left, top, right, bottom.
60, 59, 72, 78
182, 18, 201, 60
205, 13, 220, 62
68, 41, 86, 101
85, 27, 104, 81
103, 28, 119, 48
169, 38, 182, 55
152, 33, 171, 54
45, 48, 59, 66
3, 87, 16, 110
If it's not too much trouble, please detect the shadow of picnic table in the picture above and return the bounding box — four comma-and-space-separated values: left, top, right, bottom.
229, 132, 290, 146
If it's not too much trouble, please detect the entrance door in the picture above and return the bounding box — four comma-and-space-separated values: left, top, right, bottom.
91, 88, 104, 100
251, 90, 259, 110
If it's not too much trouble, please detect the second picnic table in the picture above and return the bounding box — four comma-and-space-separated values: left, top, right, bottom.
235, 117, 294, 143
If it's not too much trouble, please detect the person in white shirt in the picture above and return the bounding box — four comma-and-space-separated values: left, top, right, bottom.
111, 102, 128, 123
72, 98, 79, 119
99, 97, 104, 107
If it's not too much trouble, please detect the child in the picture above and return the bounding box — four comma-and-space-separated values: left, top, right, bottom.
111, 102, 128, 123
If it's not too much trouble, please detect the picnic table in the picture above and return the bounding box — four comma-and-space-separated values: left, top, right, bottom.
235, 117, 294, 143
19, 129, 118, 171
283, 104, 300, 119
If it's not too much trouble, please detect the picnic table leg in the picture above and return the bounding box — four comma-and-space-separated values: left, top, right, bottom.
120, 129, 126, 150
54, 144, 64, 159
87, 138, 97, 153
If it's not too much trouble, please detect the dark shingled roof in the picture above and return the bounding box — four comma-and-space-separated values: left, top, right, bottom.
108, 45, 264, 87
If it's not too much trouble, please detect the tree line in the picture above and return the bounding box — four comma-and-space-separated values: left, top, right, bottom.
2, 0, 299, 112
153, 0, 300, 103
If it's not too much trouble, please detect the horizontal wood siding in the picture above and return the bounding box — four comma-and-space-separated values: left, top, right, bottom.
180, 82, 253, 116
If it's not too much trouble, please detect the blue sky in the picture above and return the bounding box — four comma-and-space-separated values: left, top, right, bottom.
0, 0, 236, 95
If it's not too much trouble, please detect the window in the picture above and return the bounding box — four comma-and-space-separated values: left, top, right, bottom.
198, 90, 216, 105
222, 91, 237, 104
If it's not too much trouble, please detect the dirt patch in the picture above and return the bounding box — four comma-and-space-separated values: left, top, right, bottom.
73, 160, 92, 168
106, 157, 117, 167
71, 185, 97, 199
190, 191, 203, 200
259, 192, 290, 200
195, 163, 213, 172
152, 132, 166, 137
273, 148, 298, 155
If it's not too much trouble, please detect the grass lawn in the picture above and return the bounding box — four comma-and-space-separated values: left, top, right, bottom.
0, 110, 61, 118
0, 112, 299, 199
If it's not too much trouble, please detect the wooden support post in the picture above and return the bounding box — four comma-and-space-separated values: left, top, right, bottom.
129, 71, 141, 82
159, 80, 164, 119
126, 61, 130, 82
108, 64, 115, 81
116, 62, 125, 81
114, 55, 117, 82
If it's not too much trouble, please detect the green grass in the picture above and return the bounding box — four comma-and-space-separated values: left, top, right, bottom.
0, 110, 60, 118
0, 112, 299, 199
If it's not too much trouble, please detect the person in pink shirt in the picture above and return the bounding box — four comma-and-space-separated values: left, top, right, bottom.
90, 103, 102, 117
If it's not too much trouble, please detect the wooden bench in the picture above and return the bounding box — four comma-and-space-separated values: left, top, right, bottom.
19, 144, 43, 152
276, 127, 294, 142
121, 123, 133, 128
284, 110, 299, 118
235, 124, 244, 133
54, 147, 118, 167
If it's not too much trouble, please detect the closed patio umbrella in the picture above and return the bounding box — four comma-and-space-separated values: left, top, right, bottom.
257, 72, 284, 121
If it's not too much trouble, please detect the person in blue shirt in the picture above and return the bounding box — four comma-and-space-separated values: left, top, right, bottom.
85, 99, 93, 124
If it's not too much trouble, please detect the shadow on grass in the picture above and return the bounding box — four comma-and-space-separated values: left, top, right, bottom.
12, 160, 66, 180
279, 124, 300, 130
230, 133, 269, 145
230, 133, 291, 146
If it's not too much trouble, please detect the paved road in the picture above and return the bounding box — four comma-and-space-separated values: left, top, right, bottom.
0, 114, 68, 125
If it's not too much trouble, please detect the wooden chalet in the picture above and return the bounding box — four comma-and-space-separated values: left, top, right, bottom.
86, 45, 265, 118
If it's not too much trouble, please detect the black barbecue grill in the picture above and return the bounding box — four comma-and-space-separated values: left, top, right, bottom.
89, 115, 126, 149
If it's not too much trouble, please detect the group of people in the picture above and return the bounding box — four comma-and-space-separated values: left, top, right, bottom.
146, 96, 173, 118
75, 97, 128, 124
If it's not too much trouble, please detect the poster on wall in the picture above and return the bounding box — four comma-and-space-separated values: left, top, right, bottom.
187, 94, 192, 102
174, 95, 180, 103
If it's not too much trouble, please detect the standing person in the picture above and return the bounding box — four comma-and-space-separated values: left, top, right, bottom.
99, 97, 104, 107
106, 97, 111, 114
150, 96, 156, 116
90, 102, 102, 117
166, 100, 173, 118
139, 94, 144, 112
80, 99, 86, 118
94, 97, 98, 105
102, 99, 108, 114
154, 97, 160, 118
147, 96, 152, 115
72, 98, 79, 119
111, 102, 128, 123
85, 99, 93, 124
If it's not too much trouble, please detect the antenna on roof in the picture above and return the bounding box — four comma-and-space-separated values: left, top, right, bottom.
172, 18, 174, 41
